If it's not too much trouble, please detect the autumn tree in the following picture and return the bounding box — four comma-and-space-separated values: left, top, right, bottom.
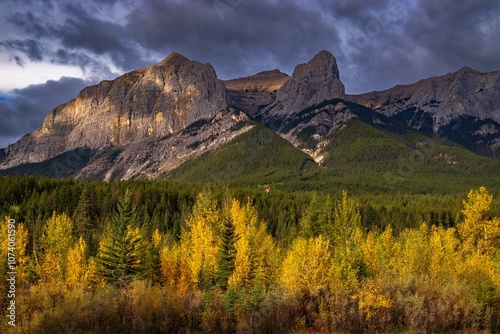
66, 236, 95, 289
37, 212, 74, 282
0, 217, 30, 290
332, 190, 361, 251
331, 190, 365, 282
228, 199, 276, 290
458, 187, 500, 255
280, 235, 331, 297
180, 190, 221, 289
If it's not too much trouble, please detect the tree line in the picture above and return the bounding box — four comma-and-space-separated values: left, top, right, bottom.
0, 179, 500, 332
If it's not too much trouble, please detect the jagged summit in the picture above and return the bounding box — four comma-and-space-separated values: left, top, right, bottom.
0, 50, 229, 174
256, 50, 345, 125
292, 50, 341, 80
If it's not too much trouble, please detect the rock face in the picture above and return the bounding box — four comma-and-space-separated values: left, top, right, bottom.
224, 69, 290, 117
258, 50, 345, 126
0, 52, 228, 169
350, 67, 500, 154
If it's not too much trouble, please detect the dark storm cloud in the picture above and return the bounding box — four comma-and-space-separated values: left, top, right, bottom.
405, 0, 500, 71
320, 0, 500, 93
0, 77, 94, 148
53, 4, 138, 69
124, 0, 339, 78
0, 39, 44, 62
7, 11, 52, 38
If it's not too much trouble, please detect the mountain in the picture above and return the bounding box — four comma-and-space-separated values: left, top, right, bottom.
0, 52, 252, 180
1, 50, 500, 190
349, 67, 500, 157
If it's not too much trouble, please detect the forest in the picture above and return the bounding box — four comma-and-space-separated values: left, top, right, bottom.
1, 175, 500, 333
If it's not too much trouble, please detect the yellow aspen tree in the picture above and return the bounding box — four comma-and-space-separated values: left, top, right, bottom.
0, 218, 27, 296
362, 231, 378, 277
66, 236, 92, 289
229, 199, 252, 288
38, 212, 74, 282
280, 236, 331, 297
160, 243, 192, 294
459, 187, 500, 255
332, 190, 361, 253
0, 218, 30, 285
160, 244, 178, 289
428, 226, 459, 284
394, 223, 430, 282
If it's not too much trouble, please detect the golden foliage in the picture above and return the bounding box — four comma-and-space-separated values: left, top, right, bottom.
228, 199, 276, 290
66, 237, 93, 289
280, 235, 331, 297
181, 190, 221, 288
459, 186, 500, 255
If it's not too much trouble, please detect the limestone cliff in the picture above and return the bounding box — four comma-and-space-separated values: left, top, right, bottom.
0, 52, 228, 169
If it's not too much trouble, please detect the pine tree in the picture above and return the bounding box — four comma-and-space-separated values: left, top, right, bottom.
96, 190, 147, 288
300, 193, 332, 238
216, 215, 237, 290
72, 187, 92, 242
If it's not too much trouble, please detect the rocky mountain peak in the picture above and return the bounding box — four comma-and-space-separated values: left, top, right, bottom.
158, 52, 191, 66
455, 66, 481, 75
257, 50, 346, 126
292, 50, 341, 81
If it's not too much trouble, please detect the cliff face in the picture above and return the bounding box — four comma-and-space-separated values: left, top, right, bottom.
258, 50, 346, 127
0, 52, 228, 169
350, 67, 500, 153
224, 69, 290, 117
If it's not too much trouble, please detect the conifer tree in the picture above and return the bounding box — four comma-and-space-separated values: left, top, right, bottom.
300, 193, 332, 238
72, 187, 92, 242
97, 190, 147, 288
216, 215, 237, 290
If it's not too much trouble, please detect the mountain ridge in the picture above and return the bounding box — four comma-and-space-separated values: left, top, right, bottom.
1, 50, 499, 183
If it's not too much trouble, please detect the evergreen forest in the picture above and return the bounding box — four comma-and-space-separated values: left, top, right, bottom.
1, 175, 500, 333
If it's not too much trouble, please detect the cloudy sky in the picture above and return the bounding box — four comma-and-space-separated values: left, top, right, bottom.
0, 0, 499, 148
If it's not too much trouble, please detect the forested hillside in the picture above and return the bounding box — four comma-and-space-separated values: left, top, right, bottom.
1, 176, 500, 333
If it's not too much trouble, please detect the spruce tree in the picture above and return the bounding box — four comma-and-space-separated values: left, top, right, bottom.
97, 190, 147, 288
73, 187, 92, 242
215, 216, 237, 290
